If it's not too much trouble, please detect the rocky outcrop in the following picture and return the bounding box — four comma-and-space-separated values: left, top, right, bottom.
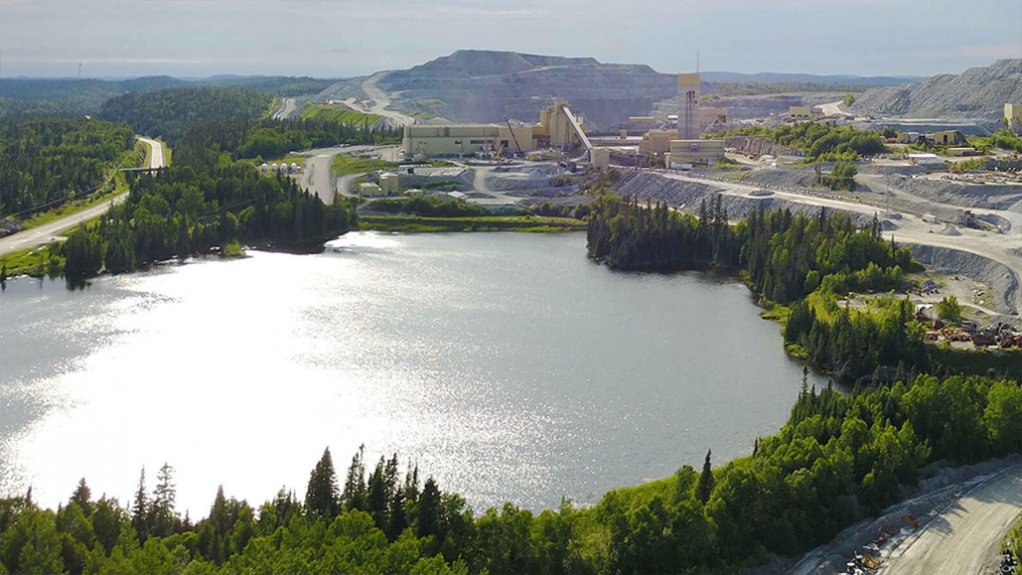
852, 59, 1022, 121
723, 136, 802, 158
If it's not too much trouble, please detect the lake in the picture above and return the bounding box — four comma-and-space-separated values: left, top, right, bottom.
0, 232, 823, 514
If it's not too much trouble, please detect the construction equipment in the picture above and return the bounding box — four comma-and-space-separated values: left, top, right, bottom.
504, 116, 524, 155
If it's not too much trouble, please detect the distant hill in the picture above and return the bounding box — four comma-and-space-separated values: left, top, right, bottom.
851, 59, 1022, 120
0, 76, 335, 117
318, 50, 937, 130
320, 50, 678, 130
701, 71, 919, 87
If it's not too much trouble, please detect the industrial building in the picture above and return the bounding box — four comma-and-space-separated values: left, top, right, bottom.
666, 139, 724, 168
1005, 104, 1022, 132
401, 100, 588, 158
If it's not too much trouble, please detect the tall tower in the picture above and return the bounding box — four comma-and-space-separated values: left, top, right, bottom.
678, 73, 700, 140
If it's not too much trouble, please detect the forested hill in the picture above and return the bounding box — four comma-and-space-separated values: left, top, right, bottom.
0, 117, 138, 219
98, 87, 275, 146
0, 76, 333, 118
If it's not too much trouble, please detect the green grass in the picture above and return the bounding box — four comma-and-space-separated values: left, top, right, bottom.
332, 155, 397, 176
19, 172, 130, 231
0, 244, 64, 278
300, 103, 382, 126
358, 215, 586, 233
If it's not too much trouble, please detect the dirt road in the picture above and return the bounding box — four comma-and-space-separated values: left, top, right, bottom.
0, 137, 165, 258
342, 72, 414, 127
296, 145, 384, 203
879, 464, 1022, 575
665, 171, 1022, 314
273, 97, 298, 120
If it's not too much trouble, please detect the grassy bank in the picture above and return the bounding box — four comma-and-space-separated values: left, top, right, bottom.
0, 244, 64, 278
358, 215, 586, 233
332, 154, 396, 176
18, 176, 128, 231
300, 103, 382, 126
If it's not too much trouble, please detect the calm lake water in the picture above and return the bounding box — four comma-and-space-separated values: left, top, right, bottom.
0, 232, 823, 514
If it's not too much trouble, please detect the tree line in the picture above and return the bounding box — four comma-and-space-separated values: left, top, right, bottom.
0, 117, 138, 218
61, 165, 358, 280
2, 367, 1019, 574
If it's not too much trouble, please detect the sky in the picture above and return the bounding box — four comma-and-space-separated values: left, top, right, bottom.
1, 0, 1020, 79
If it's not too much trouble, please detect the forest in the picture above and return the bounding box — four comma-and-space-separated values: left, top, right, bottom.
98, 87, 276, 147
2, 369, 1019, 575
60, 164, 358, 280
0, 117, 138, 219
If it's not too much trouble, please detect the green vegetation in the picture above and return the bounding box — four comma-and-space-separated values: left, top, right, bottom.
3, 366, 1020, 574
364, 196, 486, 218
299, 103, 382, 126
360, 215, 585, 233
970, 128, 1022, 154
1008, 512, 1022, 562
0, 244, 63, 278
332, 155, 397, 176
937, 295, 962, 324
714, 123, 887, 161
237, 118, 398, 160
61, 165, 358, 280
842, 94, 856, 106
99, 87, 275, 146
0, 117, 138, 219
824, 161, 857, 191
948, 157, 988, 173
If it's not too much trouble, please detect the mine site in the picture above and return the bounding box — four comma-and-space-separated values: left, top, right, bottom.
2, 2, 1022, 574
276, 52, 1022, 340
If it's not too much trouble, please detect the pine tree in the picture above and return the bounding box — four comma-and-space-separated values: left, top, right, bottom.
341, 445, 367, 512
151, 462, 178, 537
415, 477, 441, 540
306, 447, 340, 520
132, 468, 149, 542
696, 449, 714, 505
70, 477, 93, 516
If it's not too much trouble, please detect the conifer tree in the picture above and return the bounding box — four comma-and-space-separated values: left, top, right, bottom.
132, 468, 149, 542
696, 449, 715, 505
306, 447, 340, 520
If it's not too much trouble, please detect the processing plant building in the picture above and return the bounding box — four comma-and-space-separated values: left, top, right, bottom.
402, 100, 589, 158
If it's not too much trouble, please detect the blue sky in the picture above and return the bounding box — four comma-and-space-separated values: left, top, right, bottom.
1, 0, 1020, 78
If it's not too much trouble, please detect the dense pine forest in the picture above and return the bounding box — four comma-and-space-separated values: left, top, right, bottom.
98, 87, 276, 147
60, 166, 357, 279
1, 369, 1018, 574
0, 118, 138, 218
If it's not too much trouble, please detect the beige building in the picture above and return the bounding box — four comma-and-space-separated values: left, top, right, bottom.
699, 106, 730, 125
929, 130, 966, 146
358, 182, 385, 197
639, 129, 678, 155
379, 172, 400, 195
1006, 104, 1022, 130
789, 106, 814, 121
666, 139, 725, 167
402, 100, 587, 158
591, 148, 611, 169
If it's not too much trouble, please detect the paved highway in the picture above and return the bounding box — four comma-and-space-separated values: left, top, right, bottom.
879, 464, 1022, 575
0, 137, 165, 258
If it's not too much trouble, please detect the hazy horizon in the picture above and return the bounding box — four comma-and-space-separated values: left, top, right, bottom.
1, 0, 1020, 79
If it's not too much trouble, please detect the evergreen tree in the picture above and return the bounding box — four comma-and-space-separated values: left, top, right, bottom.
341, 445, 367, 512
305, 447, 340, 520
696, 449, 714, 505
151, 462, 178, 537
69, 478, 92, 517
131, 468, 149, 543
416, 477, 441, 540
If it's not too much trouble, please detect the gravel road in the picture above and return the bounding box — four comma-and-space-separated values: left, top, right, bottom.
879, 464, 1022, 575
